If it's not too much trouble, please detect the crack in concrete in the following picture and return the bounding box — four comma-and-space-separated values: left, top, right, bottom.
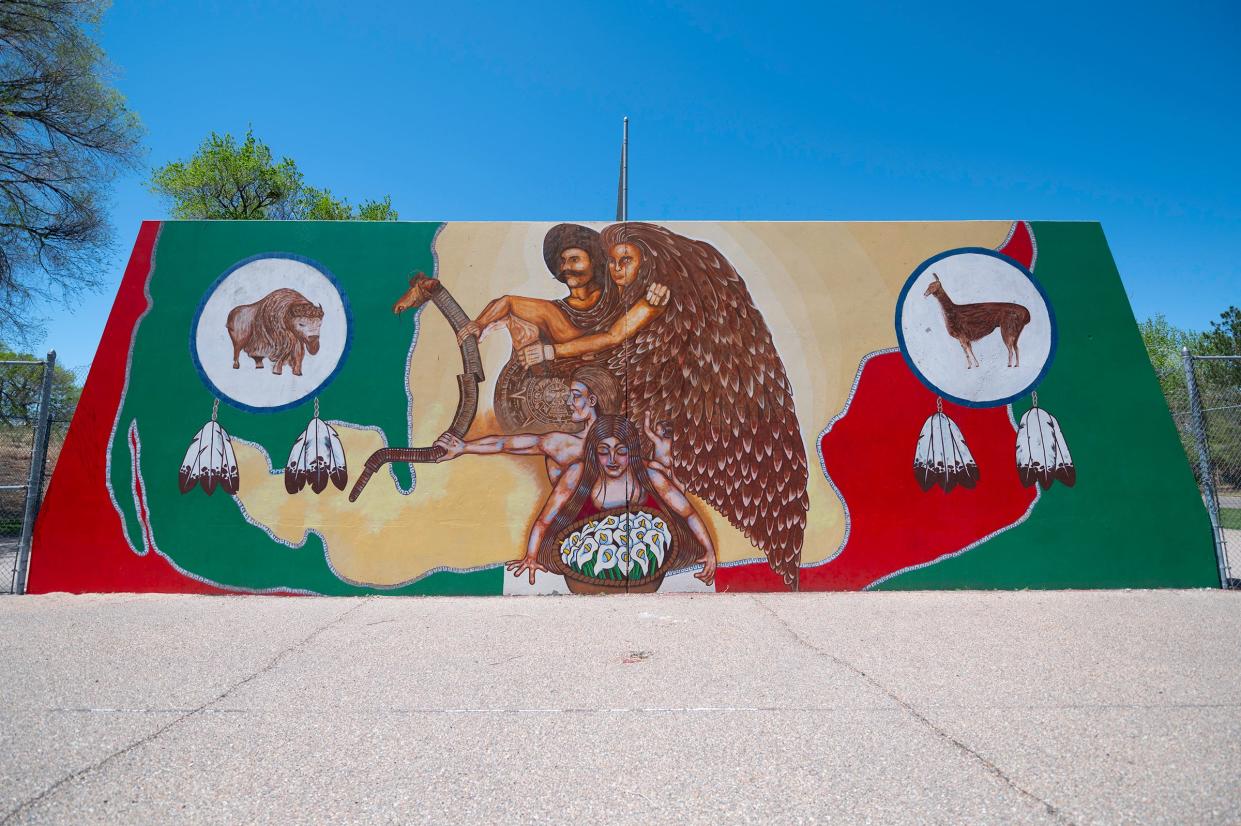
753, 594, 1076, 826
1, 598, 371, 824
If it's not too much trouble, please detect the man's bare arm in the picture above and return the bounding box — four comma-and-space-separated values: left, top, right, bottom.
465, 433, 543, 455
434, 432, 563, 462
466, 295, 583, 345
471, 295, 513, 330
435, 432, 582, 467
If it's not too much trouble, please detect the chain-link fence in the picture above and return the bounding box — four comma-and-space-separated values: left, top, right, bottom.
0, 355, 87, 594
1, 359, 49, 594
1155, 351, 1241, 588
41, 363, 88, 496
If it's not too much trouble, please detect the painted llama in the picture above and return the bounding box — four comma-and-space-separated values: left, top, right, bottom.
923, 274, 1031, 369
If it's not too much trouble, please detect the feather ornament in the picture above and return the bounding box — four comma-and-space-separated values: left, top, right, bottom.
285, 411, 347, 495
178, 402, 239, 495
1015, 404, 1075, 489
913, 409, 979, 492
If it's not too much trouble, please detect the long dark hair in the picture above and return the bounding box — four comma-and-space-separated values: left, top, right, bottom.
538, 414, 703, 575
601, 222, 678, 310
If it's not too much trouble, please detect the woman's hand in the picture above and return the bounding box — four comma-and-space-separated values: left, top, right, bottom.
694, 552, 717, 586
646, 282, 670, 307
643, 411, 674, 469
506, 554, 548, 585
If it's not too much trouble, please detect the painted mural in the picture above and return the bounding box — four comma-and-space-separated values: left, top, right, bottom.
27, 220, 1218, 594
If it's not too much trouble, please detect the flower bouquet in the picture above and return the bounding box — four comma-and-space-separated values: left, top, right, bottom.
557, 509, 672, 594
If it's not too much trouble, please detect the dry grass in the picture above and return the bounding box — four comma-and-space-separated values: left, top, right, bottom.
0, 425, 69, 536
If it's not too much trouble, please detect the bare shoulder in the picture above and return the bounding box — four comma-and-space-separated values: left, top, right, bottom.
542, 431, 584, 461
510, 295, 558, 312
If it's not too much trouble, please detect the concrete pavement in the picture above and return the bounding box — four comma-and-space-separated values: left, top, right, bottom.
1, 590, 1239, 824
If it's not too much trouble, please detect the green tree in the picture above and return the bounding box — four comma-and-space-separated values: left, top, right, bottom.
1140, 314, 1200, 470
1142, 310, 1241, 489
1203, 306, 1241, 356
1139, 314, 1203, 376
0, 343, 81, 425
1196, 307, 1241, 488
354, 196, 398, 222
149, 129, 399, 221
0, 0, 144, 344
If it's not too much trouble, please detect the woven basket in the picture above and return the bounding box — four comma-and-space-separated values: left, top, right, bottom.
554, 506, 672, 594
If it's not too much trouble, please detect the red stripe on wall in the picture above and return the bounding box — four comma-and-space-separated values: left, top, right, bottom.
999, 221, 1035, 269
26, 222, 231, 594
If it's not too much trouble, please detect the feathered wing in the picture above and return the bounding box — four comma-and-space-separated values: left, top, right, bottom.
606, 225, 809, 589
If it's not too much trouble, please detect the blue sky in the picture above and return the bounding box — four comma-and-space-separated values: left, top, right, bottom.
29, 0, 1241, 367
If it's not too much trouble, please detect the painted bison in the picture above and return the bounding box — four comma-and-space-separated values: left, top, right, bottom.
226, 288, 324, 376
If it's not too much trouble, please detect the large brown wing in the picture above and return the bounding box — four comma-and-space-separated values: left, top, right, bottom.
606, 224, 809, 589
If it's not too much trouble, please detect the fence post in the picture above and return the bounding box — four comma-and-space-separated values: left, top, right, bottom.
1182, 346, 1228, 587
14, 350, 55, 595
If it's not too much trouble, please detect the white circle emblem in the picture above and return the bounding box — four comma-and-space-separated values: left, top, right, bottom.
896, 249, 1056, 407
191, 255, 351, 412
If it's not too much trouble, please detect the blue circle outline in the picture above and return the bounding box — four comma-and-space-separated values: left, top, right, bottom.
893, 246, 1057, 409
189, 252, 353, 414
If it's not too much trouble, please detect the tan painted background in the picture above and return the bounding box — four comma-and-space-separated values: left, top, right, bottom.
232, 222, 1011, 587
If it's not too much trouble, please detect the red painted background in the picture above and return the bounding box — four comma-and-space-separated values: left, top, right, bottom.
27, 222, 231, 594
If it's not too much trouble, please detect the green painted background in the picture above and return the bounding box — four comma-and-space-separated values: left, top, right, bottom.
110, 221, 502, 595
877, 222, 1218, 589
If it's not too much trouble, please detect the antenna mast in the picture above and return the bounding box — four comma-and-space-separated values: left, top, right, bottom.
615, 117, 628, 221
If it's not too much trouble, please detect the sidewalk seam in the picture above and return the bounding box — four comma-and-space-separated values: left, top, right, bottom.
753, 594, 1075, 826
1, 597, 371, 824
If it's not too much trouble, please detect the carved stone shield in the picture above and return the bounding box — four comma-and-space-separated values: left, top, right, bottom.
493, 359, 582, 434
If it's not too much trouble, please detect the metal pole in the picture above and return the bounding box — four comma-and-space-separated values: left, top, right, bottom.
615, 117, 629, 222
1182, 346, 1229, 587
622, 117, 628, 222
15, 350, 55, 595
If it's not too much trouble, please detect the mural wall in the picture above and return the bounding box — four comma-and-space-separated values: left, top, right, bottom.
27, 220, 1218, 594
